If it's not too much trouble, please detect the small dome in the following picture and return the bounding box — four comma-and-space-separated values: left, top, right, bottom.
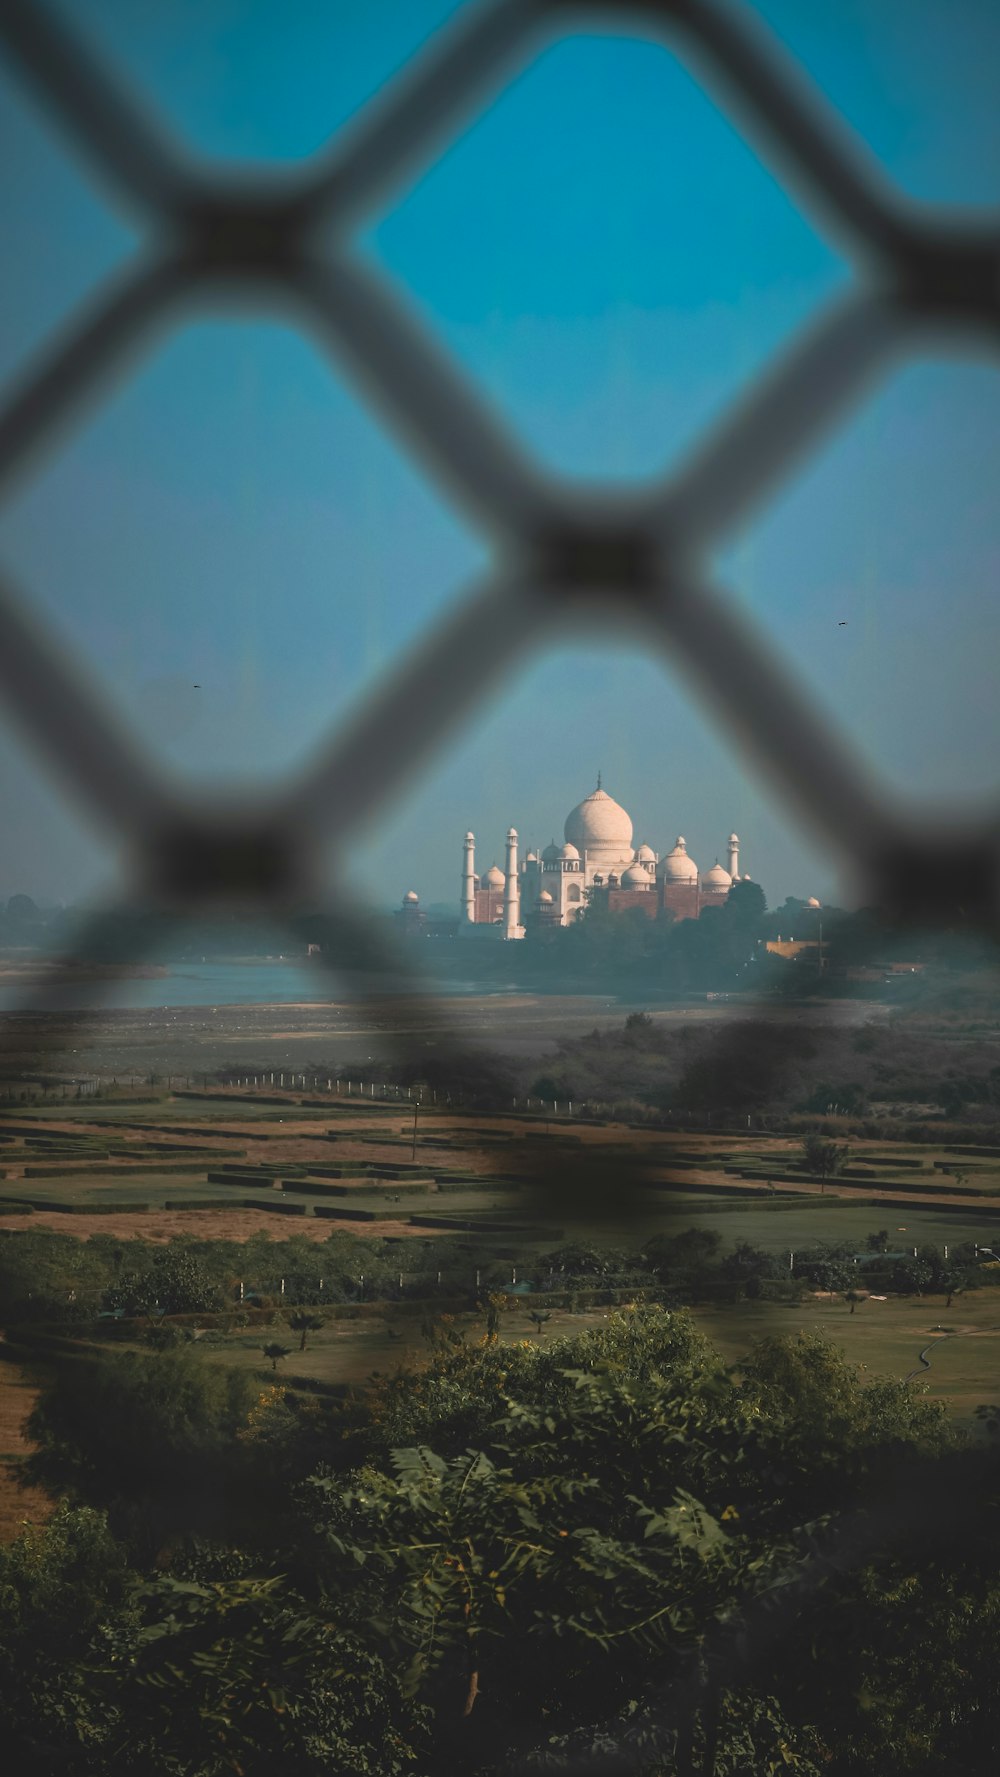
542, 840, 561, 863
560, 841, 580, 860
608, 871, 620, 886
524, 850, 538, 863
658, 837, 699, 883
636, 842, 656, 861
539, 889, 553, 904
564, 782, 633, 855
403, 890, 419, 905
622, 863, 651, 889
484, 864, 505, 888
807, 896, 821, 907
729, 833, 739, 846
465, 830, 475, 842
700, 861, 732, 891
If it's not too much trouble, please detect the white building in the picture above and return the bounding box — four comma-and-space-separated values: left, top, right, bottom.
454, 778, 746, 938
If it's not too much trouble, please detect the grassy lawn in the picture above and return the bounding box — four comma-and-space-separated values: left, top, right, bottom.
689, 1288, 1000, 1418
181, 1288, 1000, 1422
633, 1200, 995, 1251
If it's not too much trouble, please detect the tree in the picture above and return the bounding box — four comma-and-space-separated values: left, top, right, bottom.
14, 1306, 996, 1776
25, 1349, 257, 1550
645, 1227, 722, 1281
262, 1342, 291, 1373
937, 1268, 971, 1309
481, 1293, 507, 1342
287, 1311, 325, 1352
890, 1257, 934, 1297
801, 1134, 850, 1190
5, 892, 39, 921
726, 877, 767, 928
720, 1241, 783, 1298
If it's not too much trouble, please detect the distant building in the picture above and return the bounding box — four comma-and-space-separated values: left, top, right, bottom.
395, 890, 426, 937
442, 779, 751, 941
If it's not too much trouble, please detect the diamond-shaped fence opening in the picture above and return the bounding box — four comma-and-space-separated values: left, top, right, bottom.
360, 24, 850, 482
0, 313, 489, 781
1, 1, 998, 1770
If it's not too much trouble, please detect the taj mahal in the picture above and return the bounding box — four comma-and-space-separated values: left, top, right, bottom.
400, 778, 752, 940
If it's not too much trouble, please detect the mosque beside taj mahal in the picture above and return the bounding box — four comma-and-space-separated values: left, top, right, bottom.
399, 778, 794, 940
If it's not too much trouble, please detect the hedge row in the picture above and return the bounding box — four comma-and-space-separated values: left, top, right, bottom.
23, 1161, 210, 1178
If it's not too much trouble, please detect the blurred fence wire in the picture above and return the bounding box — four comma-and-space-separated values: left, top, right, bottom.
0, 1, 998, 1768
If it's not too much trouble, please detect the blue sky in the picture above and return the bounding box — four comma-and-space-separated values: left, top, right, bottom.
0, 0, 997, 913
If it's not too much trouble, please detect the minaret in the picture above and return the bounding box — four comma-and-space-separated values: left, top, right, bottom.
504, 827, 520, 940
727, 832, 739, 880
462, 831, 476, 924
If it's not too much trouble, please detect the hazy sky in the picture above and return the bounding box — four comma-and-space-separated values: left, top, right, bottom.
0, 0, 997, 914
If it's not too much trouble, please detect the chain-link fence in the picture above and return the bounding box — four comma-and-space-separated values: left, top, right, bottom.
1, 1, 997, 1770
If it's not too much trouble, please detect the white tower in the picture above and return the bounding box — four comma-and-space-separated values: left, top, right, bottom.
462, 831, 476, 924
727, 832, 740, 880
504, 827, 520, 940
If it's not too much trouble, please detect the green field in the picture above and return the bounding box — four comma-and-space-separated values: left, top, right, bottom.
690, 1289, 1000, 1418
638, 1199, 994, 1253
5, 1094, 1000, 1421
170, 1287, 1000, 1421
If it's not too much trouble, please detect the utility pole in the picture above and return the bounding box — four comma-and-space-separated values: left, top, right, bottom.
412, 1098, 419, 1161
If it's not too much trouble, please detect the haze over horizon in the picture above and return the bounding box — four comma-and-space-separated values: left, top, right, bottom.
1, 0, 998, 921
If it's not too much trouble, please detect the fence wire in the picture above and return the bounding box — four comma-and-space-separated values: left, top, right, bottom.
0, 1, 998, 1770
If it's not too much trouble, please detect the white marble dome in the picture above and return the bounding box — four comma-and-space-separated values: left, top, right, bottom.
564, 783, 633, 857
700, 862, 732, 892
403, 890, 419, 904
659, 837, 699, 883
622, 862, 651, 889
539, 889, 553, 904
807, 896, 821, 907
560, 841, 580, 860
635, 842, 656, 862
483, 864, 505, 888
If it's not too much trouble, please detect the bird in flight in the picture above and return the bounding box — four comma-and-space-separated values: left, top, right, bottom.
838, 621, 847, 626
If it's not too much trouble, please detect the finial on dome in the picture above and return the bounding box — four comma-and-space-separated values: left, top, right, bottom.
597, 770, 602, 790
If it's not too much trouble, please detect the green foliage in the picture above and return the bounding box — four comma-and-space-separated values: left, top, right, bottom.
801, 1134, 850, 1183
25, 1348, 258, 1547
644, 1227, 723, 1278
676, 1022, 813, 1116
719, 1240, 785, 1299
0, 1506, 138, 1770
364, 1304, 712, 1462
287, 1310, 325, 1351
116, 1571, 430, 1775
738, 1331, 952, 1522
102, 1242, 226, 1317
0, 1512, 429, 1775
8, 1293, 999, 1776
